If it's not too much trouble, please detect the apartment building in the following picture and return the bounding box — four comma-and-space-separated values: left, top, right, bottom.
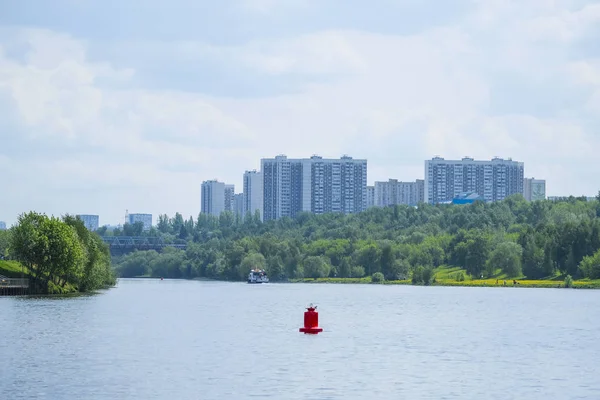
243, 170, 263, 220
523, 178, 546, 201
201, 180, 226, 217
261, 155, 367, 221
76, 214, 99, 231
374, 179, 424, 207
424, 156, 524, 204
366, 186, 375, 208
128, 213, 152, 231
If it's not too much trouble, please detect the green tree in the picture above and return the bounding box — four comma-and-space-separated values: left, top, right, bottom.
303, 256, 331, 278
578, 249, 600, 279
380, 243, 397, 279
10, 212, 85, 293
157, 214, 171, 233
64, 214, 115, 290
487, 242, 523, 278
0, 229, 11, 258
240, 252, 267, 280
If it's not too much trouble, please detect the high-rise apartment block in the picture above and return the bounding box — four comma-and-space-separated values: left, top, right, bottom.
201, 180, 238, 217
261, 155, 367, 221
424, 156, 524, 204
128, 213, 152, 231
366, 186, 375, 208
233, 193, 244, 217
76, 214, 99, 231
374, 179, 424, 207
243, 170, 263, 220
224, 184, 235, 212
201, 180, 226, 217
523, 178, 546, 201
0, 221, 6, 230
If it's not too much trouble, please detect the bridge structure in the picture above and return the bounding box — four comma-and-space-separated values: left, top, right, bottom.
101, 236, 187, 256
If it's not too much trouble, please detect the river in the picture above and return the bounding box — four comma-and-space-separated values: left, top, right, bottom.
1, 278, 599, 399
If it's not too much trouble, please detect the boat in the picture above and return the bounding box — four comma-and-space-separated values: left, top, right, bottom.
247, 269, 269, 284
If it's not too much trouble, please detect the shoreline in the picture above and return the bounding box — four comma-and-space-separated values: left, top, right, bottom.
114, 276, 600, 289
289, 277, 600, 289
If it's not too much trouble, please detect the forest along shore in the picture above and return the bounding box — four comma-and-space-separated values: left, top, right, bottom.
110, 195, 600, 287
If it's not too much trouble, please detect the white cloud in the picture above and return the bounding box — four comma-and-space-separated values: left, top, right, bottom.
1, 0, 599, 225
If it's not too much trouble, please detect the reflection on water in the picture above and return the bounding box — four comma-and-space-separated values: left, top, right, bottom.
1, 279, 600, 399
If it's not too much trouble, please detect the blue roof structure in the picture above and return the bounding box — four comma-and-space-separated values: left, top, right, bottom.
452, 192, 486, 204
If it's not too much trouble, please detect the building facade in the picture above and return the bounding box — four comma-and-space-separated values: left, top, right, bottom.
76, 214, 99, 231
224, 184, 235, 212
523, 178, 546, 201
261, 155, 367, 221
262, 155, 309, 221
128, 213, 152, 231
366, 186, 375, 208
243, 170, 263, 220
201, 180, 226, 217
424, 157, 524, 204
0, 221, 6, 230
233, 193, 244, 218
374, 179, 424, 207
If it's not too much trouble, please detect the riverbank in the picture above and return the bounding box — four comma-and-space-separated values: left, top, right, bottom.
0, 260, 80, 295
290, 266, 600, 289
291, 277, 600, 288
0, 260, 28, 278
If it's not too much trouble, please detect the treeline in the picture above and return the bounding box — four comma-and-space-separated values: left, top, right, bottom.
114, 194, 600, 282
4, 212, 116, 294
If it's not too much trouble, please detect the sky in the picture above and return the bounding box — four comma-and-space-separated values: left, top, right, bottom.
1, 0, 599, 227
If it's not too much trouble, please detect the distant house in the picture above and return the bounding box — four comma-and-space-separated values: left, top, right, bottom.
452, 192, 486, 205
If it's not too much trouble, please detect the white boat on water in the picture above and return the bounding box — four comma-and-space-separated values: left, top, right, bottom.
247, 269, 269, 284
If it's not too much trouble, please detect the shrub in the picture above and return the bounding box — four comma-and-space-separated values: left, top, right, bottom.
564, 275, 573, 288
455, 271, 466, 282
351, 266, 365, 278
412, 266, 434, 285
371, 272, 385, 283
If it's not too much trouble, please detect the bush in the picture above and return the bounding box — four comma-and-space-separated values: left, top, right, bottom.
371, 272, 385, 283
351, 266, 365, 278
455, 271, 466, 282
578, 250, 600, 279
564, 274, 573, 288
412, 266, 434, 285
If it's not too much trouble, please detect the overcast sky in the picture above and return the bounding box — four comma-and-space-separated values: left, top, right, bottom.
1, 0, 599, 226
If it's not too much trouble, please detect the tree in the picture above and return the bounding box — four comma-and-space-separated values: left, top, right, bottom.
63, 214, 115, 291
0, 229, 11, 258
239, 252, 266, 280
303, 256, 331, 279
487, 242, 523, 278
10, 212, 85, 293
157, 214, 171, 233
380, 243, 397, 279
578, 249, 600, 279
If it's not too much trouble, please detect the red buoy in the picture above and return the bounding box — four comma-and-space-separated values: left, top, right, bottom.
299, 304, 323, 334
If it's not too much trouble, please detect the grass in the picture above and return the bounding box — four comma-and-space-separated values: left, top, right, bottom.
0, 260, 30, 278
0, 260, 79, 294
290, 265, 600, 289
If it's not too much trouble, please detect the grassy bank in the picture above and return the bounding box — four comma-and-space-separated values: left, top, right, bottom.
0, 260, 79, 294
0, 260, 29, 278
290, 266, 600, 289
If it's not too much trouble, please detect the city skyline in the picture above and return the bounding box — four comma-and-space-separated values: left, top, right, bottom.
2, 0, 600, 226
3, 152, 599, 227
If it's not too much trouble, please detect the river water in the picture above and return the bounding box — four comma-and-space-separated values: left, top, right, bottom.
1, 279, 599, 399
